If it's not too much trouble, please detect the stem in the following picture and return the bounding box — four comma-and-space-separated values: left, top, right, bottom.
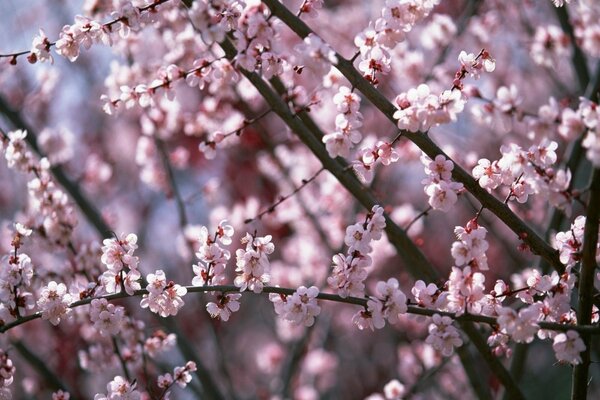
245, 167, 325, 223
3, 285, 599, 335
571, 168, 600, 400
112, 336, 132, 382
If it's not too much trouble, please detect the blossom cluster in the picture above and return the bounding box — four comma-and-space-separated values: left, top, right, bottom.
0, 225, 35, 324
354, 278, 408, 331
394, 84, 466, 133
234, 232, 275, 293
352, 139, 401, 184
89, 298, 126, 336
473, 139, 572, 212
421, 154, 463, 212
140, 269, 187, 317
0, 349, 15, 398
29, 0, 165, 64
425, 314, 463, 356
94, 375, 140, 400
99, 233, 141, 296
558, 98, 600, 167
157, 361, 197, 394
450, 219, 489, 271
354, 0, 439, 84
2, 130, 77, 246
328, 205, 386, 298
323, 86, 363, 159
270, 286, 321, 327
192, 220, 234, 287
37, 281, 73, 326
554, 215, 600, 267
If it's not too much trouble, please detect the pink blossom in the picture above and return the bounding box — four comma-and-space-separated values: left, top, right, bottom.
553, 331, 585, 365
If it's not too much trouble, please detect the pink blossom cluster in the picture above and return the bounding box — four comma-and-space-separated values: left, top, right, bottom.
206, 292, 242, 322
93, 375, 140, 400
33, 1, 161, 63
558, 98, 600, 167
354, 0, 439, 84
143, 330, 177, 358
156, 360, 197, 394
99, 233, 141, 296
355, 278, 408, 331
270, 285, 321, 327
573, 3, 600, 58
328, 205, 386, 298
2, 130, 78, 246
36, 281, 73, 325
554, 216, 600, 267
425, 314, 463, 357
0, 225, 35, 323
450, 219, 489, 270
234, 232, 275, 293
473, 139, 572, 211
140, 270, 187, 317
323, 86, 363, 158
394, 84, 465, 132
352, 139, 400, 184
192, 220, 234, 286
234, 3, 285, 79
295, 33, 338, 77
530, 25, 570, 67
421, 154, 463, 212
89, 298, 126, 336
0, 349, 15, 398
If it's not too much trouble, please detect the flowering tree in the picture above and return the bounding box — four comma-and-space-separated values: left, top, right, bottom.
0, 0, 600, 398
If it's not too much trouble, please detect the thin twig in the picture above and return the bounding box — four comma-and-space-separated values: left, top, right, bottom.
3, 284, 600, 335
112, 336, 132, 381
244, 167, 325, 223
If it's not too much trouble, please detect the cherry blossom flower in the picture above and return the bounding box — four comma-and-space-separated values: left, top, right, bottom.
234, 233, 274, 293
383, 379, 406, 400
371, 278, 407, 324
412, 280, 447, 309
30, 29, 53, 64
140, 270, 187, 317
553, 331, 585, 365
295, 33, 337, 76
497, 305, 541, 343
173, 361, 197, 388
473, 158, 502, 191
424, 180, 461, 212
425, 314, 463, 356
271, 286, 321, 327
104, 375, 140, 400
37, 281, 72, 326
530, 25, 570, 67
90, 298, 125, 336
206, 293, 242, 321
457, 50, 495, 79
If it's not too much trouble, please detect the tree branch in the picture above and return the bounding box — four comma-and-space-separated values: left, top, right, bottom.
571, 168, 600, 400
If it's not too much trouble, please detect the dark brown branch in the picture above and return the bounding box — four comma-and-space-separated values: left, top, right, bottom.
571, 168, 600, 400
